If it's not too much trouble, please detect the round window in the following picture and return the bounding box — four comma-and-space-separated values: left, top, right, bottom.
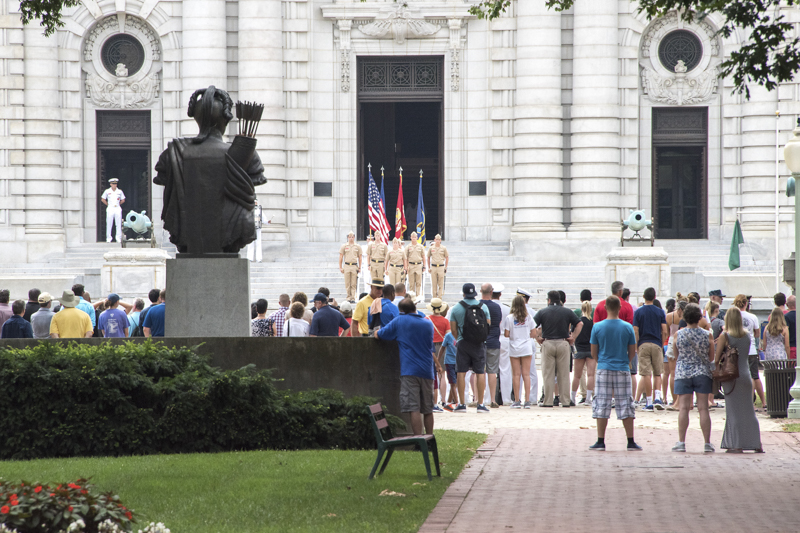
101, 34, 146, 76
658, 30, 703, 72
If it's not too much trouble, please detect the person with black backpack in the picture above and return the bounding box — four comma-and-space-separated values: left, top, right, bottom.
131, 289, 161, 337
449, 283, 491, 413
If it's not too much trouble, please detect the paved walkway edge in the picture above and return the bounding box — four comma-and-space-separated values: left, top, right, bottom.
418, 430, 505, 533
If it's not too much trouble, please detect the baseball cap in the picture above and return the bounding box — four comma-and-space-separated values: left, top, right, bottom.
462, 283, 477, 298
313, 293, 328, 303
38, 292, 52, 304
107, 293, 120, 304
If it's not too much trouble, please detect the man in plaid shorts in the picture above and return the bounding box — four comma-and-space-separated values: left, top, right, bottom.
589, 295, 642, 451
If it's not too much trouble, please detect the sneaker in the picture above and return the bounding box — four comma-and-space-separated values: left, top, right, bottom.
490, 401, 500, 409
454, 404, 467, 413
553, 396, 560, 406
642, 404, 654, 412
578, 397, 587, 405
432, 404, 443, 413
477, 404, 490, 413
672, 442, 686, 452
704, 442, 716, 453
653, 399, 665, 410
442, 403, 454, 412
540, 404, 553, 408
666, 404, 677, 412
589, 441, 606, 451
510, 401, 522, 409
523, 401, 532, 409
569, 400, 576, 407
467, 401, 478, 408
627, 442, 643, 451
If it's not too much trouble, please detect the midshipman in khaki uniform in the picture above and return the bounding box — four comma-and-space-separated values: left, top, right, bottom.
370, 238, 388, 281
338, 232, 362, 302
385, 238, 407, 286
406, 232, 426, 297
426, 234, 449, 299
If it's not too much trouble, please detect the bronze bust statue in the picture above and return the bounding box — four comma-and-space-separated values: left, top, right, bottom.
154, 86, 266, 254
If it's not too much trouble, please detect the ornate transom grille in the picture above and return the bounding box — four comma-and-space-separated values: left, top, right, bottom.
358, 56, 443, 98
658, 30, 703, 72
101, 34, 146, 76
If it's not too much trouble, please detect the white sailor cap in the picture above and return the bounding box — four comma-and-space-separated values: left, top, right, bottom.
491, 282, 504, 294
516, 288, 532, 298
109, 178, 119, 183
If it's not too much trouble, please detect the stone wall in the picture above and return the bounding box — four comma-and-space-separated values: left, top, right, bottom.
0, 337, 403, 417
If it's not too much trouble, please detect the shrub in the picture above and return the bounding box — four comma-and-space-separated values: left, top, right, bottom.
0, 478, 137, 533
0, 341, 402, 460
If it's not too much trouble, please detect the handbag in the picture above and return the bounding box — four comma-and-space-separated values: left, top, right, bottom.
713, 333, 739, 393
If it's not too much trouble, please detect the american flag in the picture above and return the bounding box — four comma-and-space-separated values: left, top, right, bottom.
368, 168, 391, 243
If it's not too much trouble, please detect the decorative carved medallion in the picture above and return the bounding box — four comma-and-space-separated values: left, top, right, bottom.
640, 12, 721, 106
359, 5, 441, 44
83, 15, 162, 108
341, 49, 351, 93
450, 49, 460, 92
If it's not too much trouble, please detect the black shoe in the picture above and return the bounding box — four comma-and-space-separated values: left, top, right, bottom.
578, 398, 587, 405
627, 442, 643, 451
553, 396, 560, 406
568, 400, 576, 407
589, 441, 605, 451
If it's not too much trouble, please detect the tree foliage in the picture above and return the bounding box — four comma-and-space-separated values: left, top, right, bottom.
468, 0, 800, 99
19, 0, 79, 36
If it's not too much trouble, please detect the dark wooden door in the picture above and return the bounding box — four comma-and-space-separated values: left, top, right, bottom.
654, 146, 705, 239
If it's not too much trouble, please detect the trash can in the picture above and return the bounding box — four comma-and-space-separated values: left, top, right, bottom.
763, 359, 797, 418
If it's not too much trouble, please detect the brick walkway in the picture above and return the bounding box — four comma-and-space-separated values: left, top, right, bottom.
420, 428, 800, 533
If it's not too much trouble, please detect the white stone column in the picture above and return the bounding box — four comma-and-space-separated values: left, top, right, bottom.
238, 0, 287, 250
512, 0, 563, 233
181, 0, 228, 137
570, 0, 620, 230
23, 25, 64, 261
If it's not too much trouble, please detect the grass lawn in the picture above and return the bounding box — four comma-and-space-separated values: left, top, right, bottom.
783, 423, 800, 432
0, 430, 485, 533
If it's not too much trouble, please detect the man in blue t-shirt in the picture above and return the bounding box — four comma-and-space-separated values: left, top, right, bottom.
310, 293, 350, 336
142, 290, 166, 338
376, 298, 438, 435
633, 287, 668, 411
98, 294, 129, 338
449, 283, 491, 414
480, 283, 502, 408
589, 295, 640, 451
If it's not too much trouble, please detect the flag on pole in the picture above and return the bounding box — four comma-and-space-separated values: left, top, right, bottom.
395, 167, 407, 239
729, 219, 744, 270
380, 167, 387, 211
368, 165, 391, 243
416, 170, 426, 245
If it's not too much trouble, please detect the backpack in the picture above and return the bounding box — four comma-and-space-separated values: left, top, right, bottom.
459, 301, 488, 344
131, 308, 148, 337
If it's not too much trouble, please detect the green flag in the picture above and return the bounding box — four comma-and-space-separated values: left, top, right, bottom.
729, 219, 744, 270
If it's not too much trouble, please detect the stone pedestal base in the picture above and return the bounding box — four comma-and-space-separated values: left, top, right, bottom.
606, 247, 671, 300
166, 255, 251, 337
102, 249, 169, 299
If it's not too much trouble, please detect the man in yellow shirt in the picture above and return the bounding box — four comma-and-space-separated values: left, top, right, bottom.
50, 291, 93, 338
352, 279, 384, 336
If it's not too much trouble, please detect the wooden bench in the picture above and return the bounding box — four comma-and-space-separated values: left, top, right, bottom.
367, 403, 440, 481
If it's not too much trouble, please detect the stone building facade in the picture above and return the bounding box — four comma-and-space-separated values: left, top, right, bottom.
0, 0, 797, 268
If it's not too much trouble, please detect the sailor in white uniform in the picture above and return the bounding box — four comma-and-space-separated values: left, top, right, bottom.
100, 178, 126, 243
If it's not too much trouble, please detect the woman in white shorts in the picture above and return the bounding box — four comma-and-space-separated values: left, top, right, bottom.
503, 295, 537, 408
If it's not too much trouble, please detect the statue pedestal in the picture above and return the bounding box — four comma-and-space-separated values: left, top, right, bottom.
166, 255, 251, 337
606, 247, 671, 300
102, 249, 170, 300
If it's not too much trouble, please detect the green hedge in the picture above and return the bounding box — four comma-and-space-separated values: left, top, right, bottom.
0, 341, 401, 460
